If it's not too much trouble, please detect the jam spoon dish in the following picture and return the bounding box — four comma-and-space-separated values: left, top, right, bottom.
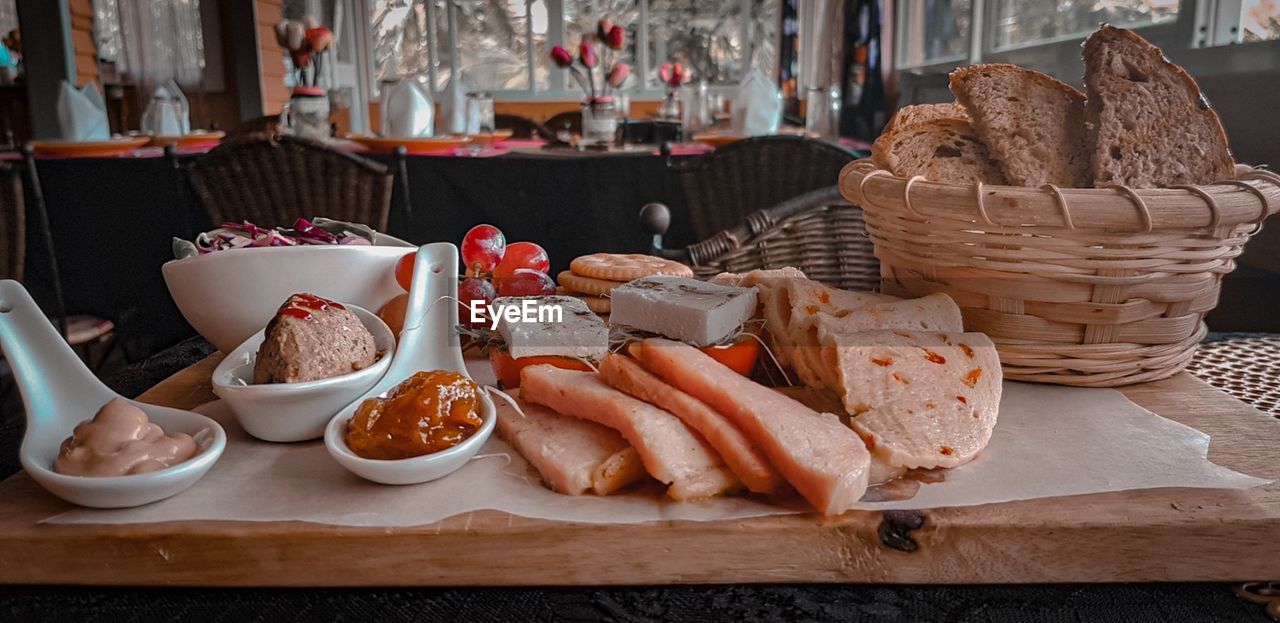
323, 243, 497, 485
0, 280, 226, 508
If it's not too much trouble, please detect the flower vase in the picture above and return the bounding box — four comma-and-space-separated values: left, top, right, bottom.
658, 88, 680, 120
281, 87, 331, 140
581, 97, 619, 146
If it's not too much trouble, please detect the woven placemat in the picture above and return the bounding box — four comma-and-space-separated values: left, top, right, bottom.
1187, 337, 1280, 418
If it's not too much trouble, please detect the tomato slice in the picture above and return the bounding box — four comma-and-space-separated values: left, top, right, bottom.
489, 350, 594, 388
700, 335, 760, 377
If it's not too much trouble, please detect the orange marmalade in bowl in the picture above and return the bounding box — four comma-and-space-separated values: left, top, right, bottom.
344, 370, 484, 460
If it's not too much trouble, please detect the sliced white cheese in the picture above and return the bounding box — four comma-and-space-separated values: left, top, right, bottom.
609, 276, 757, 346
493, 295, 608, 361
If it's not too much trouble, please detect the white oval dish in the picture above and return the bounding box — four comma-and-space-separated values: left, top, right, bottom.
162, 233, 413, 353
211, 303, 396, 443
0, 280, 225, 508
323, 243, 496, 485
324, 393, 496, 485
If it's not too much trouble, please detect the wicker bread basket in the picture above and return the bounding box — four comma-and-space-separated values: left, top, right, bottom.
839, 159, 1280, 387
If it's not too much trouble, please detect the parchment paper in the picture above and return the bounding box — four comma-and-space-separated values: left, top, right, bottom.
43, 371, 1268, 526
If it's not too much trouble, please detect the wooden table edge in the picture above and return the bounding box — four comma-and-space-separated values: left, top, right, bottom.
1, 355, 1277, 586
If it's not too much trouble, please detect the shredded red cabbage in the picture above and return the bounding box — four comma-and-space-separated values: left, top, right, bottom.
175, 218, 379, 259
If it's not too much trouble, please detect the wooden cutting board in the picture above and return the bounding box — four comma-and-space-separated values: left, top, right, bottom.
1, 354, 1278, 587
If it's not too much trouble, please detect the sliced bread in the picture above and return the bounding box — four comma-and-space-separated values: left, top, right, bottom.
950, 63, 1091, 187
872, 104, 1007, 185
1082, 25, 1235, 187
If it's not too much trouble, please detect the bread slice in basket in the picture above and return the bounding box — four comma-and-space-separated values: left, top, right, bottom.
949, 64, 1090, 188
1082, 24, 1235, 187
871, 103, 1007, 185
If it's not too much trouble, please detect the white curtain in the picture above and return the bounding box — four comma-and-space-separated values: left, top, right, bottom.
112, 0, 206, 87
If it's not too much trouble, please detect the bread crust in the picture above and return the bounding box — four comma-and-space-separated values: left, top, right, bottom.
1082, 24, 1234, 186
950, 63, 1090, 187
872, 112, 1007, 185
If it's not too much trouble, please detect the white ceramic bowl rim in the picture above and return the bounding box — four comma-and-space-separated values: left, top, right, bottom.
212, 303, 396, 394
326, 392, 496, 466
163, 233, 414, 270
27, 415, 227, 484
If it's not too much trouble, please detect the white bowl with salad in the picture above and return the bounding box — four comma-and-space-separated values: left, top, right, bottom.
163, 218, 414, 353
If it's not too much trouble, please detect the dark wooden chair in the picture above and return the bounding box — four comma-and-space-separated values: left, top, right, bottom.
185, 133, 394, 231
620, 120, 682, 145
4, 151, 116, 367
495, 114, 553, 140
0, 162, 21, 283
640, 185, 880, 292
227, 115, 282, 140
663, 135, 859, 240
544, 111, 581, 138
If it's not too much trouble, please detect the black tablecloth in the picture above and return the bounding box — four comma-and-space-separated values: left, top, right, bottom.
0, 337, 1272, 623
22, 152, 692, 362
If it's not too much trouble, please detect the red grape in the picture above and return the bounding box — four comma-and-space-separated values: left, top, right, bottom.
458, 277, 497, 328
394, 252, 416, 291
461, 224, 506, 277
493, 242, 550, 285
497, 268, 556, 297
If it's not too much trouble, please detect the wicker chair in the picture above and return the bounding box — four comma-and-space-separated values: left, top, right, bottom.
186, 133, 394, 231
640, 186, 880, 292
495, 114, 553, 140
667, 135, 859, 240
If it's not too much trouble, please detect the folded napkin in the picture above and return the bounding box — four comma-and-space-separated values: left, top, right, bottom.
56, 81, 110, 141
730, 69, 782, 137
140, 80, 191, 136
380, 78, 434, 138
440, 75, 480, 135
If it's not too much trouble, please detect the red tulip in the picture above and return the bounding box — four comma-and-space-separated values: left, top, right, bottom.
290, 50, 311, 68
550, 45, 573, 68
607, 63, 630, 88
305, 27, 333, 53
578, 41, 599, 68
605, 25, 625, 50
597, 18, 613, 40
660, 62, 691, 87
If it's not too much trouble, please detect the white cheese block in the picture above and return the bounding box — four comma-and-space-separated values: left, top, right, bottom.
493, 295, 608, 361
609, 276, 757, 346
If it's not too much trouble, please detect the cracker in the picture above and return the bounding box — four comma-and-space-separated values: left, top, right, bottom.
579, 295, 612, 314
558, 270, 625, 297
569, 253, 693, 281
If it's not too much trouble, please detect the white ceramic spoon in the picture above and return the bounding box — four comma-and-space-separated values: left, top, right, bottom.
0, 280, 226, 508
323, 243, 497, 485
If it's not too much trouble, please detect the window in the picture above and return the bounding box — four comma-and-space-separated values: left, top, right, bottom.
1242, 0, 1280, 41
647, 0, 777, 85
1199, 0, 1280, 45
896, 1, 1280, 71
896, 0, 971, 68
367, 0, 778, 98
93, 0, 207, 86
990, 0, 1178, 51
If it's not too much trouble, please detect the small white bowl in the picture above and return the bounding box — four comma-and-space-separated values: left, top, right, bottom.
162, 234, 413, 353
22, 404, 227, 509
211, 304, 395, 442
323, 391, 496, 485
